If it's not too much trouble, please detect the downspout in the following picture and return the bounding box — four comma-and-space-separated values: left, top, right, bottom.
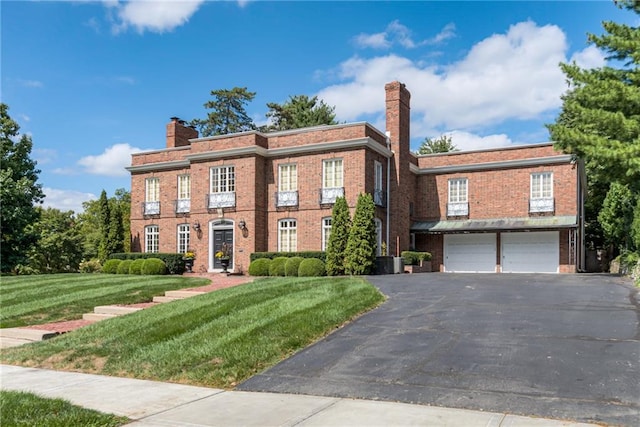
385, 131, 392, 253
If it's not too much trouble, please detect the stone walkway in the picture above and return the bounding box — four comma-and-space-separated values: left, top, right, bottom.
0, 274, 253, 348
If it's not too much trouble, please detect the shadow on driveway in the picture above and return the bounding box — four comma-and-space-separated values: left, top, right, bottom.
239, 274, 640, 426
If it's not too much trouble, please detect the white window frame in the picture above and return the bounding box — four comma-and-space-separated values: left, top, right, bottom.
531, 172, 553, 199
374, 161, 383, 192
322, 217, 332, 251
145, 225, 159, 253
278, 219, 297, 252
178, 174, 191, 199
323, 159, 343, 188
448, 178, 468, 203
177, 224, 190, 254
145, 178, 160, 202
210, 166, 235, 193
279, 164, 297, 191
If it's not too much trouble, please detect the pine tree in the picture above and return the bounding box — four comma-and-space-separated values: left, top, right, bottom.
325, 197, 351, 276
107, 204, 125, 256
191, 87, 256, 136
415, 135, 458, 155
97, 190, 111, 262
344, 193, 377, 275
263, 95, 337, 131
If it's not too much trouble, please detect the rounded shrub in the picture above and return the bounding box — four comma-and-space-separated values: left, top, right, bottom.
285, 256, 304, 277
269, 257, 288, 276
117, 260, 133, 274
129, 258, 145, 275
248, 258, 271, 276
141, 258, 167, 275
79, 259, 102, 273
102, 259, 122, 274
298, 258, 326, 277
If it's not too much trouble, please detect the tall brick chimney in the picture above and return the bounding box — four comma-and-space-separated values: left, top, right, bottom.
166, 117, 198, 148
385, 81, 412, 256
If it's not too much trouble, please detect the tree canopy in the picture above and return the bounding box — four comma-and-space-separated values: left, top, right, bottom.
191, 87, 256, 137
415, 135, 458, 155
263, 95, 337, 131
547, 1, 639, 254
1, 103, 44, 272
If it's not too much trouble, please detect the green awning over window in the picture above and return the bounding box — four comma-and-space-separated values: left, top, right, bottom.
411, 215, 577, 233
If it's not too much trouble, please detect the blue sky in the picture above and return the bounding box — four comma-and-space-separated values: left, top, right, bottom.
2, 1, 635, 213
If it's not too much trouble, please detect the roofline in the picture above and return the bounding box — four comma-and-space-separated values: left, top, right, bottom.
415, 141, 555, 158
413, 155, 573, 175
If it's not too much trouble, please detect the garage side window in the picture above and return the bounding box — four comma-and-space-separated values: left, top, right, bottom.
322, 217, 332, 251
530, 172, 554, 213
447, 178, 468, 216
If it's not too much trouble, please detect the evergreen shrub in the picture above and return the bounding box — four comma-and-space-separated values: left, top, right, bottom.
285, 257, 304, 277
248, 258, 272, 276
250, 251, 326, 262
298, 258, 326, 277
116, 260, 133, 274
269, 257, 288, 276
141, 258, 166, 275
401, 251, 432, 265
79, 259, 102, 273
102, 259, 122, 274
129, 259, 145, 275
109, 253, 184, 274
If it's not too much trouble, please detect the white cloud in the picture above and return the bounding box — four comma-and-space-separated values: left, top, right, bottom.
318, 21, 595, 136
33, 148, 57, 165
78, 143, 145, 177
427, 23, 456, 45
353, 20, 454, 50
108, 0, 205, 34
447, 131, 515, 152
570, 45, 606, 69
41, 187, 97, 214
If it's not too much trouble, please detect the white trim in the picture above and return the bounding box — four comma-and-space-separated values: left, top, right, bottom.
416, 155, 572, 175
322, 217, 332, 251
209, 219, 235, 273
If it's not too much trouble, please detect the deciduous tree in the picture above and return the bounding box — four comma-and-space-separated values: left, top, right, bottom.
26, 208, 84, 273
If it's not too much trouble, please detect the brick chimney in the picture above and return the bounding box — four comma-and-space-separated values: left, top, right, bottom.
385, 81, 412, 256
166, 117, 198, 148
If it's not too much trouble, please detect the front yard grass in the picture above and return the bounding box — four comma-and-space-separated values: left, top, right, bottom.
0, 390, 129, 427
0, 274, 210, 328
0, 276, 385, 388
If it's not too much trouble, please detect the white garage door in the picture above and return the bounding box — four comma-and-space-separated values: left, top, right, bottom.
444, 233, 496, 273
501, 231, 559, 273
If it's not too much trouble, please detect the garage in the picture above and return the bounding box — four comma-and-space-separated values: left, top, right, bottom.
444, 233, 496, 272
501, 231, 559, 273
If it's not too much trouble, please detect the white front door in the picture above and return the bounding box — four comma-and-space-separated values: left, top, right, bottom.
444, 233, 496, 273
501, 231, 559, 273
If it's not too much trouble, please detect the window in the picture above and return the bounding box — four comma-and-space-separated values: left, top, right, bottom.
322, 217, 332, 251
447, 178, 469, 216
279, 164, 297, 191
177, 224, 190, 254
176, 175, 190, 213
531, 172, 553, 199
278, 219, 297, 252
145, 225, 159, 253
144, 178, 160, 215
323, 159, 343, 188
210, 166, 235, 193
374, 161, 385, 206
374, 218, 383, 256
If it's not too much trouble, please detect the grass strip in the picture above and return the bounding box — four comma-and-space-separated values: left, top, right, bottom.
1, 277, 385, 388
0, 274, 209, 328
0, 390, 129, 427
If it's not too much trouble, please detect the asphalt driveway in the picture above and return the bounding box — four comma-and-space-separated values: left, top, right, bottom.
239, 274, 640, 426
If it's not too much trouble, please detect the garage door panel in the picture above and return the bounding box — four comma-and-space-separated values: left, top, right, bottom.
444, 234, 496, 273
502, 231, 559, 273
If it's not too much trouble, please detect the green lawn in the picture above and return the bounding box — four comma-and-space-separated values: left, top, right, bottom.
0, 274, 210, 328
1, 276, 385, 388
0, 390, 129, 427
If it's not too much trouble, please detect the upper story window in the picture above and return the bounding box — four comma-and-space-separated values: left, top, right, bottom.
177, 224, 190, 254
321, 159, 344, 204
277, 164, 298, 207
278, 219, 297, 252
322, 217, 332, 251
176, 174, 190, 214
144, 178, 160, 215
447, 178, 469, 216
209, 166, 235, 209
530, 172, 554, 213
145, 225, 159, 253
373, 161, 385, 207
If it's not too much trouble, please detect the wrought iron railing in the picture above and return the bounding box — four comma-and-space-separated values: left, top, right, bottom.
373, 189, 387, 207
208, 192, 236, 209
529, 198, 554, 213
319, 187, 344, 205
174, 199, 190, 214
447, 202, 469, 217
276, 191, 298, 208
143, 201, 160, 216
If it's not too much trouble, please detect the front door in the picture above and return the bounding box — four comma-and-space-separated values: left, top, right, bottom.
213, 228, 233, 270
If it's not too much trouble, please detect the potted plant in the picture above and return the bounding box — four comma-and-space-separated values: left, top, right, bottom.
215, 242, 232, 273
182, 249, 196, 273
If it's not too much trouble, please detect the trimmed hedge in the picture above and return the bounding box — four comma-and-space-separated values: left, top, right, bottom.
401, 251, 432, 266
285, 257, 304, 277
248, 258, 272, 276
109, 253, 184, 274
269, 257, 288, 277
141, 258, 167, 275
102, 259, 122, 274
129, 259, 145, 275
298, 258, 326, 277
116, 260, 133, 274
250, 251, 326, 262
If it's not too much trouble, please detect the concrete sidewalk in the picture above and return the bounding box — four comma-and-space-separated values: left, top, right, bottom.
1, 365, 597, 426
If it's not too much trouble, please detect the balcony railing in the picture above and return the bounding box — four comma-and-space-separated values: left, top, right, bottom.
143, 201, 160, 216
447, 202, 469, 217
174, 199, 190, 214
208, 192, 236, 209
276, 191, 298, 208
529, 197, 554, 213
320, 187, 344, 205
373, 189, 387, 207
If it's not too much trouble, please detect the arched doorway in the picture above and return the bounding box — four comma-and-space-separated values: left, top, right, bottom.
209, 219, 234, 272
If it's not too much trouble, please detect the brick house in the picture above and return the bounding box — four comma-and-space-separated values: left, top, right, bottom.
127, 81, 585, 274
